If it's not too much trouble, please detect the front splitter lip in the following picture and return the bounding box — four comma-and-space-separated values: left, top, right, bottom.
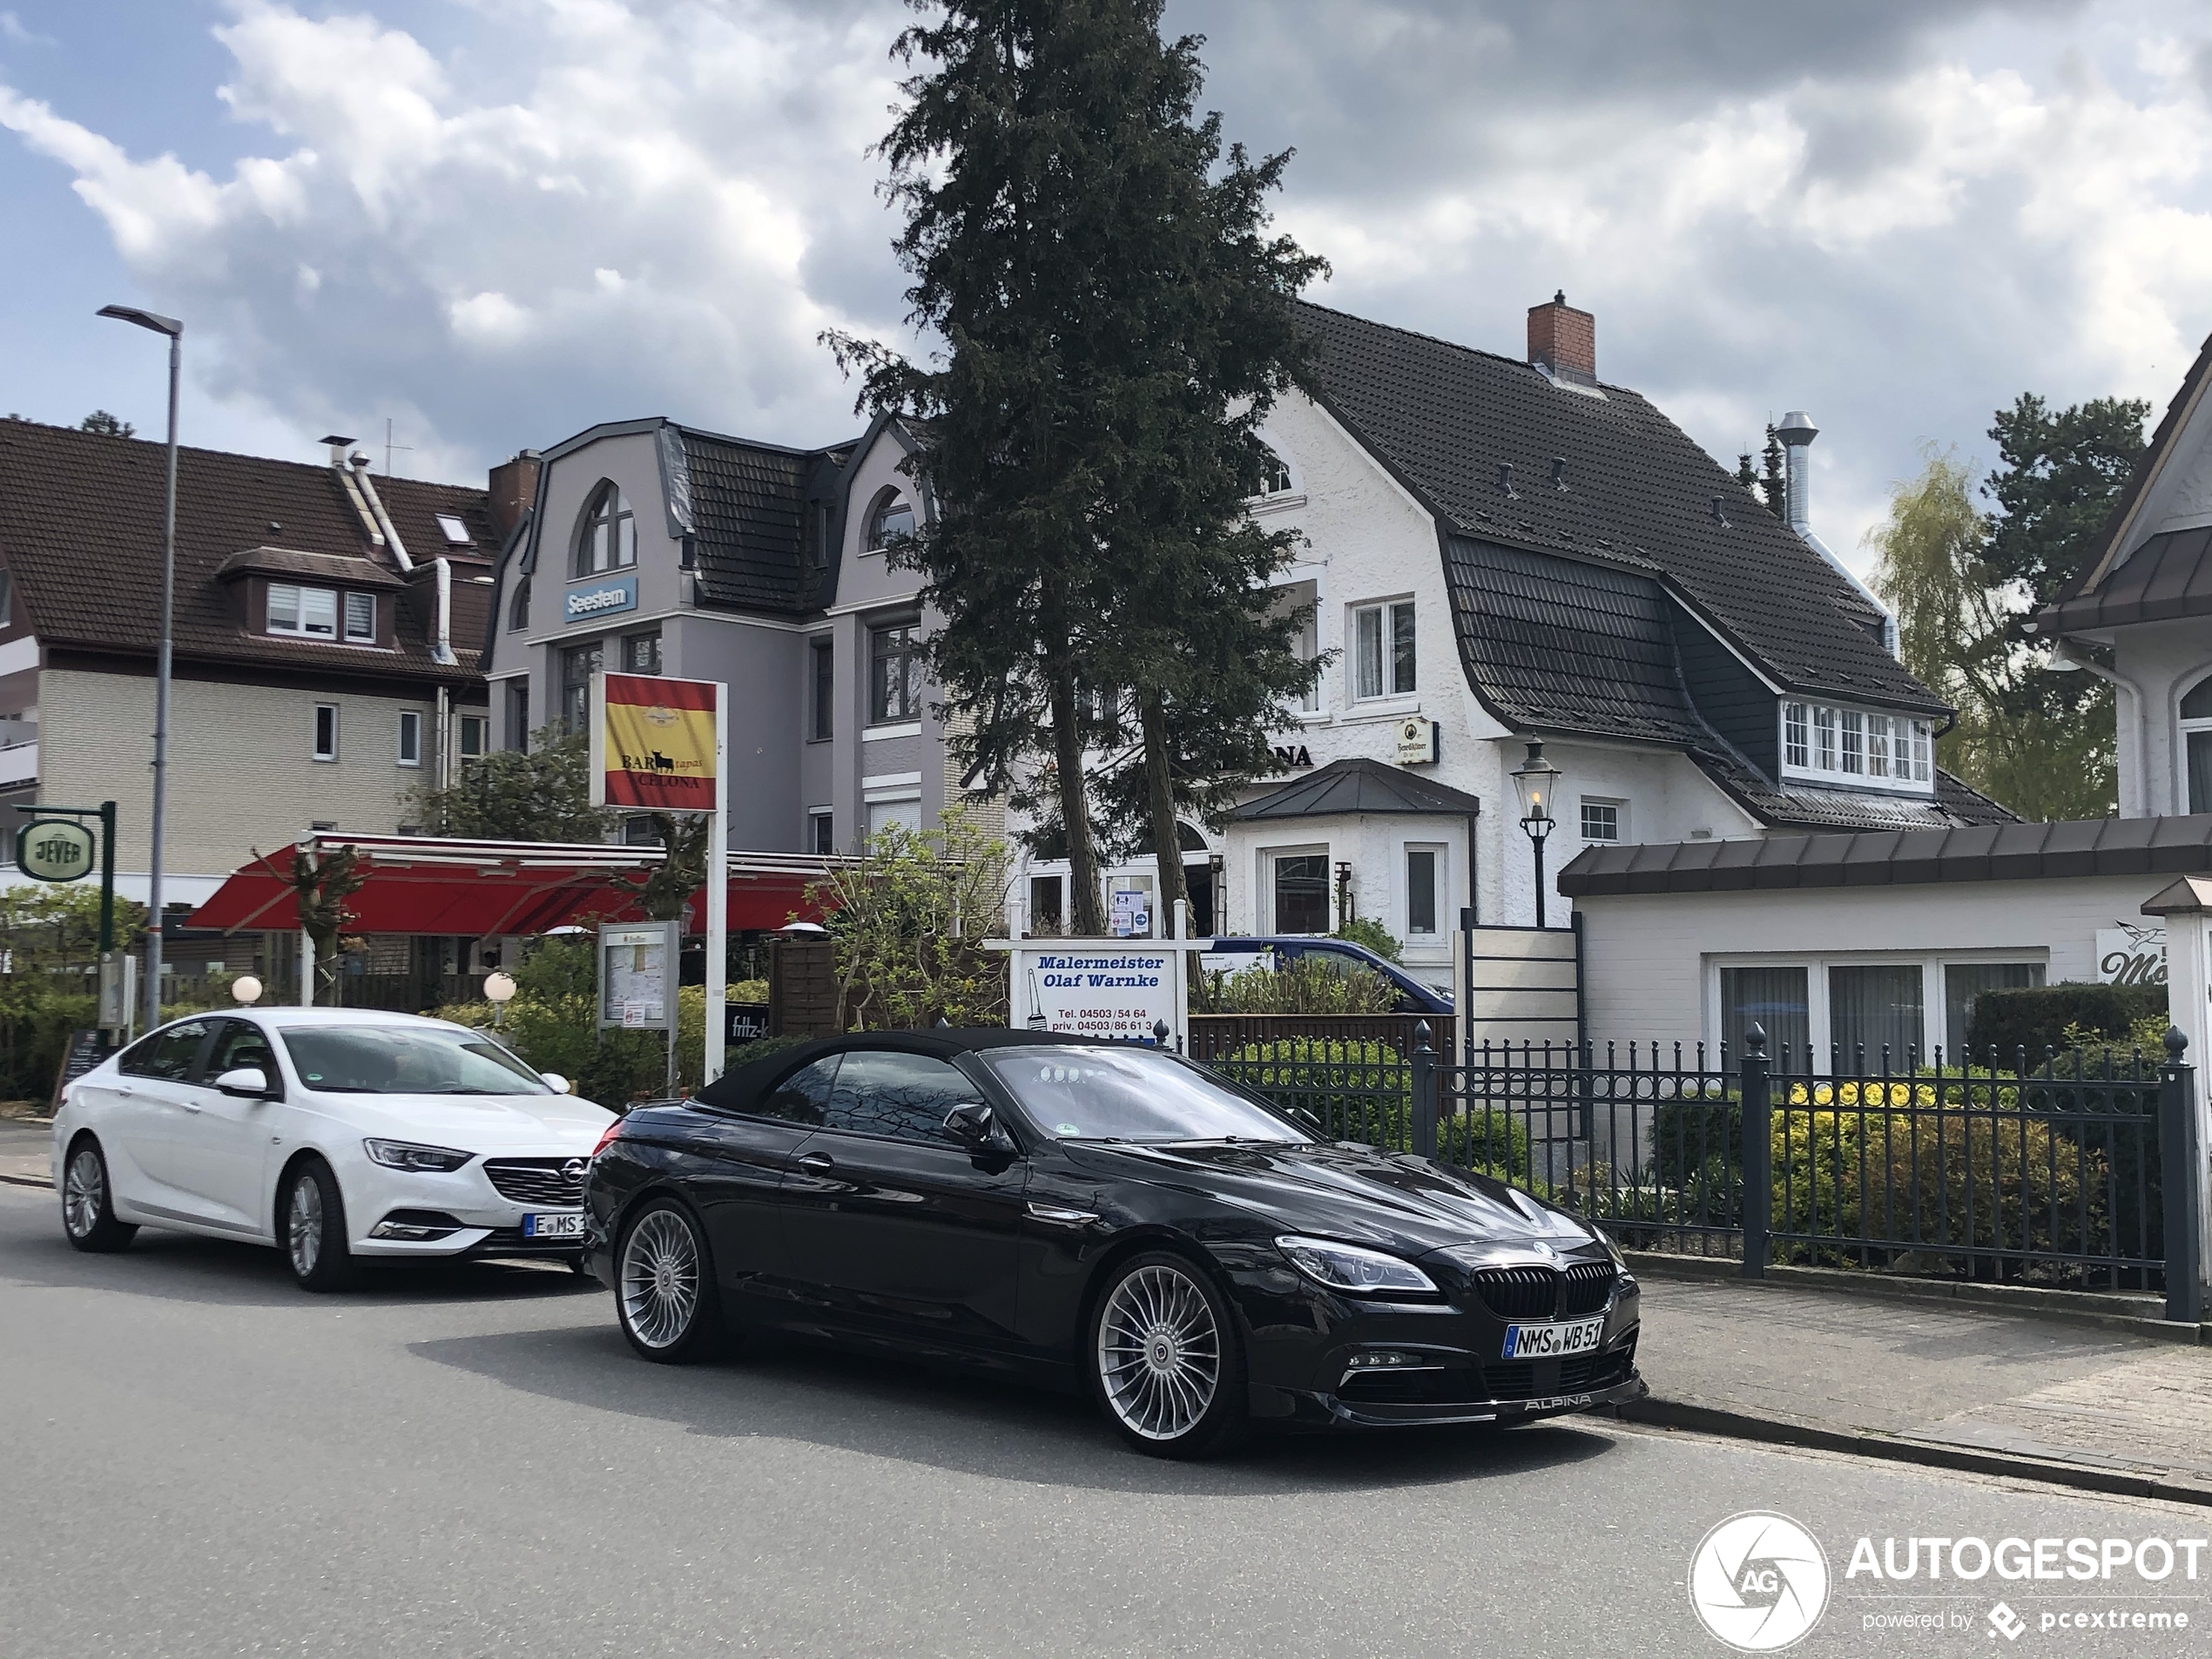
1312, 1371, 1648, 1430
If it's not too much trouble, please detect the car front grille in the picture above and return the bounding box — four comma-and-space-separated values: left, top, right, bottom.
1559, 1262, 1617, 1317
482, 1158, 584, 1207
1338, 1366, 1486, 1406
1470, 1264, 1558, 1319
1479, 1345, 1634, 1402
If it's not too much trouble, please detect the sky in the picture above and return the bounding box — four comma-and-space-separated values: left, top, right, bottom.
3, 0, 2210, 577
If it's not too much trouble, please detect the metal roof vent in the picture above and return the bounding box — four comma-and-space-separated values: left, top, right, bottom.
1552, 457, 1568, 492
1499, 462, 1517, 500
1710, 496, 1730, 528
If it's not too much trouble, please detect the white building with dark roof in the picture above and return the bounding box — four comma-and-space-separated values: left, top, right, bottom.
1014, 293, 2010, 991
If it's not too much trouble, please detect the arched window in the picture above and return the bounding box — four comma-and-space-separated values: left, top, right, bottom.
867, 489, 916, 550
508, 574, 531, 632
573, 482, 637, 577
2182, 672, 2212, 812
1247, 438, 1293, 497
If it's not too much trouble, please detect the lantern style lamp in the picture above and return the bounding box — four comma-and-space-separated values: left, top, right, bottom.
230, 974, 263, 1006
1508, 739, 1563, 927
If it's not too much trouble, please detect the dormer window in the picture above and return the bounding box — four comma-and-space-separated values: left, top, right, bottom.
573, 482, 637, 577
1783, 700, 1932, 790
267, 583, 374, 643
867, 490, 916, 552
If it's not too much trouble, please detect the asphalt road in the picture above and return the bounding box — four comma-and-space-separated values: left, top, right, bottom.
3, 1179, 2209, 1658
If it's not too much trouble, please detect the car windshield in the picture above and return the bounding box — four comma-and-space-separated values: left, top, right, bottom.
280, 1025, 548, 1095
979, 1046, 1304, 1144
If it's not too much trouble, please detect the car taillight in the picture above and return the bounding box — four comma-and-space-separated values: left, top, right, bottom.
590, 1120, 624, 1159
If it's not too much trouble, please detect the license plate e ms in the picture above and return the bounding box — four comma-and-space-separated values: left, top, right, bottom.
1502, 1314, 1604, 1359
522, 1211, 585, 1239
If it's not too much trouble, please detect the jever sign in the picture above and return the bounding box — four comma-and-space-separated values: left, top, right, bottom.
590, 672, 721, 812
17, 818, 94, 883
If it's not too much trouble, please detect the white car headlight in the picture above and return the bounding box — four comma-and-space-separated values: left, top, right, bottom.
1275, 1236, 1438, 1296
362, 1138, 474, 1172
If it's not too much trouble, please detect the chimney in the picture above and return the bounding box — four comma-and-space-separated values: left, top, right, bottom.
1527, 290, 1596, 386
1775, 411, 1817, 537
489, 450, 543, 541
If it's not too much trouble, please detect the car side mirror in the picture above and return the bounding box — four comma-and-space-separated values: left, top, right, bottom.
214, 1066, 271, 1100
539, 1072, 570, 1095
1289, 1106, 1324, 1136
944, 1101, 1012, 1153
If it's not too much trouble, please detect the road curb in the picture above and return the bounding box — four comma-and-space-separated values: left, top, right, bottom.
1616, 1396, 2212, 1508
1624, 1251, 2203, 1345
0, 1172, 51, 1190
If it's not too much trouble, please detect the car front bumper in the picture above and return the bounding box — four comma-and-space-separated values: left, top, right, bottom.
340, 1157, 591, 1258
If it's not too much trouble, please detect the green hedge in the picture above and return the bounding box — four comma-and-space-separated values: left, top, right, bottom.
1214, 1037, 1529, 1181
1966, 982, 2167, 1063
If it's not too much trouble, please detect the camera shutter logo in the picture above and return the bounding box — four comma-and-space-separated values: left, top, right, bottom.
1688, 1512, 1830, 1651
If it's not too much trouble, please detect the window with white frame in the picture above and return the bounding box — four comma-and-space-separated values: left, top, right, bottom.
267, 583, 338, 638
1247, 438, 1293, 497
1404, 845, 1441, 936
2181, 675, 2212, 813
1352, 599, 1414, 700
312, 704, 339, 762
343, 591, 376, 643
459, 714, 487, 765
1716, 953, 2046, 1069
1780, 700, 1932, 790
1580, 798, 1623, 842
397, 709, 421, 767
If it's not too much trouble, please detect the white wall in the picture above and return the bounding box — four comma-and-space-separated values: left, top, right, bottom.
1577, 873, 2168, 1055
2105, 617, 2212, 818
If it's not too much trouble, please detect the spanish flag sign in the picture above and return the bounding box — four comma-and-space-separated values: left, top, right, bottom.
591, 672, 720, 811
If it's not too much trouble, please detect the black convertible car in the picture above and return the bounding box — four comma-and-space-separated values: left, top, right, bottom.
583, 1029, 1644, 1458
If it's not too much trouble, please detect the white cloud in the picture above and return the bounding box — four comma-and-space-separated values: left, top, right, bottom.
0, 0, 2209, 562
0, 0, 910, 479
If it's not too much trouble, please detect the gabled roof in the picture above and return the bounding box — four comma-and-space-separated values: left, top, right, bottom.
1561, 813, 2212, 897
2039, 524, 2212, 633
2043, 322, 2212, 619
1294, 300, 1945, 716
1231, 757, 1483, 820
0, 419, 492, 685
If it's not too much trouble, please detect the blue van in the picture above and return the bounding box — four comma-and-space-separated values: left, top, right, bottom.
1197, 937, 1453, 1015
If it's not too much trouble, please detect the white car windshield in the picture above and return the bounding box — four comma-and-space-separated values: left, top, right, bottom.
281, 1025, 547, 1095
979, 1046, 1303, 1144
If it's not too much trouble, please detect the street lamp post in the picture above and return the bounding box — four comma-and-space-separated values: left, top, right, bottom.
1508, 739, 1563, 928
97, 304, 181, 1031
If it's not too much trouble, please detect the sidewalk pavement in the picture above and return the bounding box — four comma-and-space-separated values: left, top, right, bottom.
1626, 1264, 2212, 1502
0, 1120, 50, 1188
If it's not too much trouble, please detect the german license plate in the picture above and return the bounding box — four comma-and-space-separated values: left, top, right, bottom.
522, 1211, 584, 1239
1502, 1314, 1604, 1359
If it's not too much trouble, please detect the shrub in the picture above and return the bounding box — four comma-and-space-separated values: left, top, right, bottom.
1213, 1037, 1528, 1181
1770, 1106, 2107, 1271
1193, 955, 1398, 1015
1966, 982, 2167, 1064
1330, 916, 1403, 964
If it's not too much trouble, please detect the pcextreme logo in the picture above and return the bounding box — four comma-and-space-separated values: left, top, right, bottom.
1689, 1512, 1831, 1652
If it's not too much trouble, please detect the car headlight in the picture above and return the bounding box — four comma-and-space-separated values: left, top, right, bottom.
1600, 1232, 1629, 1271
362, 1138, 475, 1172
1275, 1236, 1438, 1296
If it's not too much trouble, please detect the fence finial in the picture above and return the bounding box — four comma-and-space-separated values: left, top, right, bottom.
1744, 1022, 1768, 1059
2168, 1026, 2189, 1062
1152, 1019, 1170, 1047
1412, 1018, 1433, 1055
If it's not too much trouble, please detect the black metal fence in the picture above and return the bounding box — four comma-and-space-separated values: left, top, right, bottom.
1206, 1021, 2206, 1321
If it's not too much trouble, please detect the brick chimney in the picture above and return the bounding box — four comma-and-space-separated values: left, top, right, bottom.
1527, 291, 1595, 386
487, 450, 542, 541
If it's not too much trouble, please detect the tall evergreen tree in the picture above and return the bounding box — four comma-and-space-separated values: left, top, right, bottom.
828, 0, 1321, 935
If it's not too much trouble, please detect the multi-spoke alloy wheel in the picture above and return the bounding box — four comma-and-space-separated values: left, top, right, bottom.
283, 1159, 358, 1291
1090, 1252, 1247, 1458
616, 1201, 722, 1363
59, 1138, 135, 1253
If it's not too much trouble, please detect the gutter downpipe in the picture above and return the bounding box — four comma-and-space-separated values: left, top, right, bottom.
351, 456, 414, 573
432, 556, 455, 666
2055, 639, 2150, 817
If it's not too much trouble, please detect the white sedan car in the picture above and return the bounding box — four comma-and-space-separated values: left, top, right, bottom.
51, 1008, 617, 1291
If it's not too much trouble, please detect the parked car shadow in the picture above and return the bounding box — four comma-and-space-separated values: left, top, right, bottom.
0, 1188, 598, 1309
410, 1317, 1622, 1498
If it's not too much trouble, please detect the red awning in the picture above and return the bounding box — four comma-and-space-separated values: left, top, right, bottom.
189, 833, 834, 937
